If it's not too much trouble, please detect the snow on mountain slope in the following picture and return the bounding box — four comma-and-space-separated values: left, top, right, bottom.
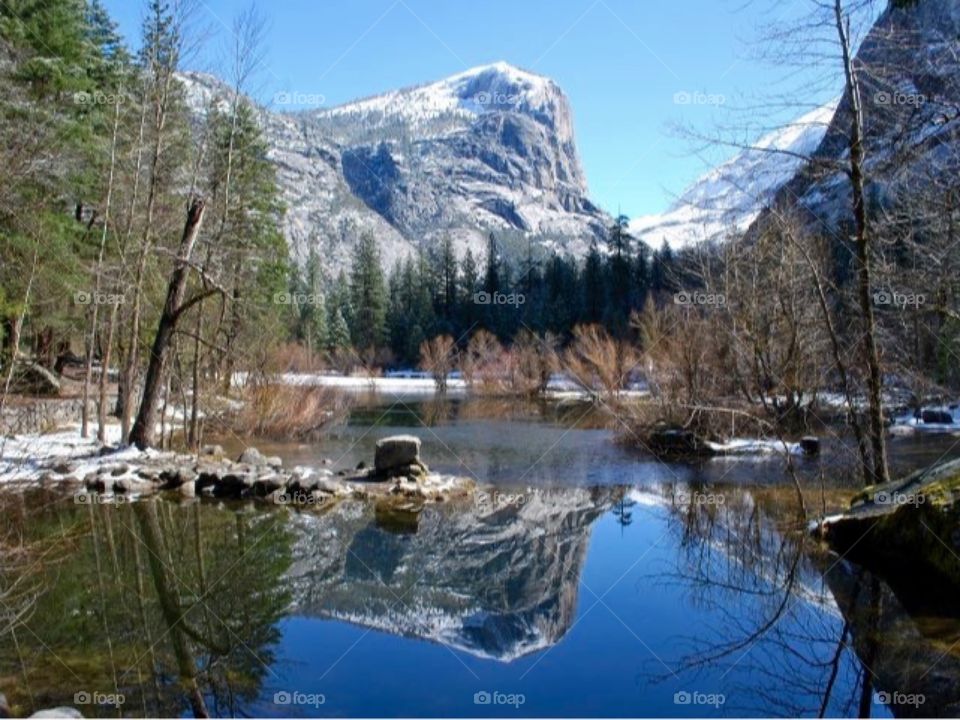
630, 101, 838, 249
764, 0, 960, 234
180, 62, 608, 275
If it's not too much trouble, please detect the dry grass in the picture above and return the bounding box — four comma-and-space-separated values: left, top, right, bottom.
261, 342, 329, 374
224, 384, 352, 440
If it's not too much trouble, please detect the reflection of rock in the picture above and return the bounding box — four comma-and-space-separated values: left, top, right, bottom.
823, 562, 960, 717
286, 487, 615, 661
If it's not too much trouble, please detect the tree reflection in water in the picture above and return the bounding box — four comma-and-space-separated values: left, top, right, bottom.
652, 483, 960, 717
648, 485, 867, 717
0, 493, 292, 718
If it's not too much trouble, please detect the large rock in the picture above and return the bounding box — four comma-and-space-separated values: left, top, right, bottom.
375, 435, 422, 476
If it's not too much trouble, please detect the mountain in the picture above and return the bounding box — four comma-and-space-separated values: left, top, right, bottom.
180, 62, 610, 274
760, 0, 960, 236
628, 101, 838, 249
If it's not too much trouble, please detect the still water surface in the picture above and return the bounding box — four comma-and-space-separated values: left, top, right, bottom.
2, 395, 959, 717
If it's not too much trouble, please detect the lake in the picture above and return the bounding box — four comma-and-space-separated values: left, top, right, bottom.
2, 394, 959, 717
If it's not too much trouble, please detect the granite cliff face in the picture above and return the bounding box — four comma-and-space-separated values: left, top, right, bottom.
181, 62, 609, 274
761, 0, 960, 234
633, 0, 960, 249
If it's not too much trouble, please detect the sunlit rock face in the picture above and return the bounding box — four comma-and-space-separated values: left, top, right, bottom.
180, 62, 609, 275
284, 488, 616, 661
760, 0, 960, 233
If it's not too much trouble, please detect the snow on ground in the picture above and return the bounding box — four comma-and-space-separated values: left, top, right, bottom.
274, 372, 649, 400
706, 438, 804, 456
0, 422, 150, 484
279, 373, 468, 395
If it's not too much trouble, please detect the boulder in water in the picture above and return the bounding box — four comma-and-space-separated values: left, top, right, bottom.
375, 435, 422, 477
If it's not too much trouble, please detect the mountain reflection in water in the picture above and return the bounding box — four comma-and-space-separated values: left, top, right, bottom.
286, 488, 616, 661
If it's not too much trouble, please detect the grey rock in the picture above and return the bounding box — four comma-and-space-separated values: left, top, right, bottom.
922, 409, 953, 424
375, 435, 422, 474
237, 447, 266, 465
200, 444, 225, 457
252, 474, 286, 497
265, 455, 283, 469
112, 477, 157, 495
800, 436, 821, 456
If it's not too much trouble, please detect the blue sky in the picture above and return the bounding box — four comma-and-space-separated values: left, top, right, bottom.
102, 0, 846, 220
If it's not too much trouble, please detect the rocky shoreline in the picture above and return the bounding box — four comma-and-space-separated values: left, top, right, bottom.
4, 434, 476, 511
817, 457, 960, 590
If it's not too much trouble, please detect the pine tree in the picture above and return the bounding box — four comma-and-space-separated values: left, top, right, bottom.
348, 232, 387, 353
581, 241, 606, 324
606, 215, 634, 337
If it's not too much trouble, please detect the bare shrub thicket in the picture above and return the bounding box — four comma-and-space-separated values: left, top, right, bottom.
419, 335, 457, 392
224, 384, 351, 440
507, 330, 559, 397
561, 324, 640, 397
462, 330, 508, 394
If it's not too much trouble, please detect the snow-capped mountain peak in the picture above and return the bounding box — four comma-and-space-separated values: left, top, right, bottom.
630, 100, 838, 249
309, 61, 571, 145
181, 62, 608, 273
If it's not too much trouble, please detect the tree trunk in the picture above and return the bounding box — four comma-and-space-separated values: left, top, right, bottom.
98, 301, 118, 444
82, 91, 122, 438
835, 0, 889, 485
129, 198, 206, 450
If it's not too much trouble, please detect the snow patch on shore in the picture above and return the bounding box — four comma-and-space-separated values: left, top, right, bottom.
0, 423, 145, 483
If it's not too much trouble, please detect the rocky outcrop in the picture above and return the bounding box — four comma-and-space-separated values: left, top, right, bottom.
373, 435, 428, 479
19, 438, 473, 509
819, 456, 960, 591
179, 62, 610, 274
759, 0, 960, 235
